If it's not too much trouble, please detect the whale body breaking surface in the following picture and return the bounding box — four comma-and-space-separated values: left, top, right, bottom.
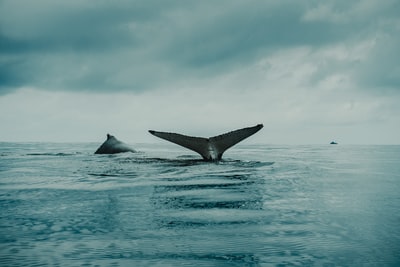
94, 134, 136, 154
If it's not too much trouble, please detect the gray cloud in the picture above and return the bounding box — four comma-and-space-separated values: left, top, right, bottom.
1, 0, 399, 95
357, 34, 400, 92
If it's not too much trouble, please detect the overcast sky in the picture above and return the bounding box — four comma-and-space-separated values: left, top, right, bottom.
1, 0, 399, 144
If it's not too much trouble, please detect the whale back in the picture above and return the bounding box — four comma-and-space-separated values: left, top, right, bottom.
94, 134, 136, 154
149, 124, 263, 160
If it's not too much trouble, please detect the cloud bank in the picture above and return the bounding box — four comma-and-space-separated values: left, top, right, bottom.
1, 0, 399, 94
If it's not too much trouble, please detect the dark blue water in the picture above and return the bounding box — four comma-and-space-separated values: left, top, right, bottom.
1, 143, 399, 266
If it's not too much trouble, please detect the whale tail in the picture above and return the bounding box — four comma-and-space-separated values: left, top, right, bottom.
149, 124, 263, 160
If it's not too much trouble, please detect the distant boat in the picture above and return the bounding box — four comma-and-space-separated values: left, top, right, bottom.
330, 141, 338, 145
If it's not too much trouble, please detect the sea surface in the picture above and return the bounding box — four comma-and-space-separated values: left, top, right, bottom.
0, 142, 399, 266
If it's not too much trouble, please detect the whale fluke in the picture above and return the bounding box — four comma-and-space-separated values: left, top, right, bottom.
148, 124, 263, 160
94, 134, 136, 154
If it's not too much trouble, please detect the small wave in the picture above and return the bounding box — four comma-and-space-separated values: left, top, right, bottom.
159, 198, 263, 210
26, 152, 78, 156
136, 157, 208, 167
222, 160, 274, 168
176, 154, 201, 159
160, 219, 261, 228
154, 180, 256, 192
87, 170, 138, 179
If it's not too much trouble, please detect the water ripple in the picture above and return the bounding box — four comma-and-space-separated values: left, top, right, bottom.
1, 143, 399, 266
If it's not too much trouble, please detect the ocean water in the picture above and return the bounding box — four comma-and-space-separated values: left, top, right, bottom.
0, 142, 399, 266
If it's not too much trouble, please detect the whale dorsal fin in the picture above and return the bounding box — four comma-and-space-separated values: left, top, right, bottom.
95, 134, 136, 154
148, 124, 263, 160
